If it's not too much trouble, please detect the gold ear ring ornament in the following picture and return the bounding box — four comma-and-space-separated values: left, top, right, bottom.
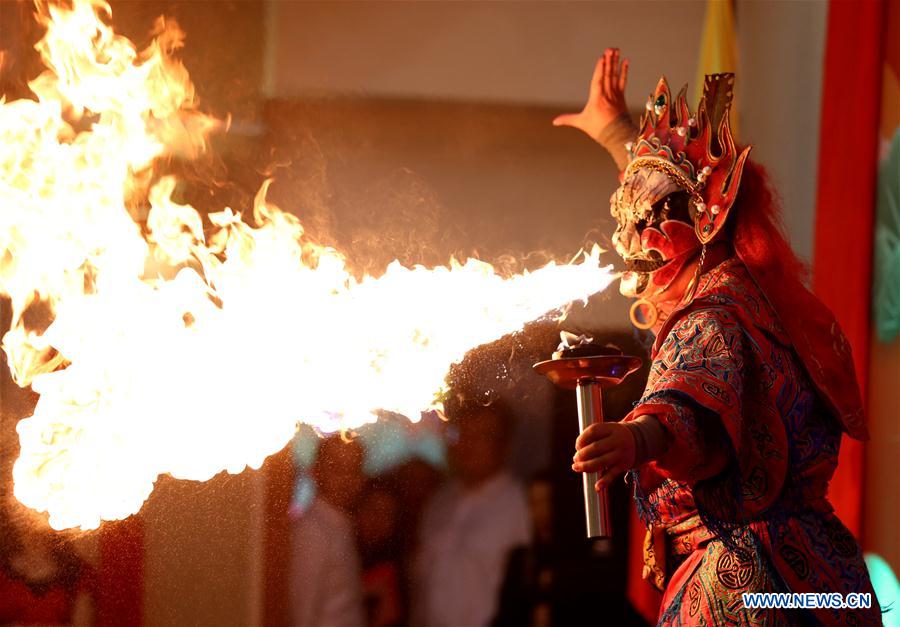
629, 299, 659, 330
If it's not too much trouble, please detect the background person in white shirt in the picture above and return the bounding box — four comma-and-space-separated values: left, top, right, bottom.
412, 399, 531, 627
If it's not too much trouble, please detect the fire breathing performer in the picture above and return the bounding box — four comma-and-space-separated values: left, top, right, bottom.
555, 49, 881, 625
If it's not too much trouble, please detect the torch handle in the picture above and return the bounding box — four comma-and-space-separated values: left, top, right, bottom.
576, 379, 611, 538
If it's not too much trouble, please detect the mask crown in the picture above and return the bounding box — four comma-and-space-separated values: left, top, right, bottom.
626, 74, 752, 243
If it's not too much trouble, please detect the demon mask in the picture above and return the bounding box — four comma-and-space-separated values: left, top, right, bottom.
613, 74, 751, 299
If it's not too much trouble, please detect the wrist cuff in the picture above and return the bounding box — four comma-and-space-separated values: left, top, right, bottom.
596, 112, 639, 171
622, 414, 670, 467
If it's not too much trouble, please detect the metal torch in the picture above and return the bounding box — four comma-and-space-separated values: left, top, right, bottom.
534, 333, 642, 539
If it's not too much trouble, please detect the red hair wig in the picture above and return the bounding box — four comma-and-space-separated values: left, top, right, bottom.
729, 157, 809, 287
725, 156, 867, 439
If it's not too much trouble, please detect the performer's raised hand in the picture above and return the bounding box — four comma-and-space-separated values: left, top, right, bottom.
571, 421, 635, 490
553, 47, 629, 142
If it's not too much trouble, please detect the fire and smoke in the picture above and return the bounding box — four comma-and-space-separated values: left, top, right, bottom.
0, 0, 615, 530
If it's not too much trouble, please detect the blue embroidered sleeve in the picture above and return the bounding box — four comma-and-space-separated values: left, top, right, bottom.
630, 307, 746, 483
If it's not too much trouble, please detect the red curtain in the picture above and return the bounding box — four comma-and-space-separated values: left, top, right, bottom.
813, 0, 885, 539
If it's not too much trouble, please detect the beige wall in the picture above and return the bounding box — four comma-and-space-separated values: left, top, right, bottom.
265, 0, 705, 107
738, 0, 828, 263
265, 0, 827, 262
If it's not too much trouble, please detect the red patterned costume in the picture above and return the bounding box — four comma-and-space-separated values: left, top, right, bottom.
597, 74, 881, 625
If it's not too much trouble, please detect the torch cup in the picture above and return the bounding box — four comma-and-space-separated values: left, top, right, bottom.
534, 337, 641, 539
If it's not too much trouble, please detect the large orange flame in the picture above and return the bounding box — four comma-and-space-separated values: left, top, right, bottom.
0, 0, 615, 530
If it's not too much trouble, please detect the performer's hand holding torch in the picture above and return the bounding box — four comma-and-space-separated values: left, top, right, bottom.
572, 422, 636, 490
534, 334, 642, 538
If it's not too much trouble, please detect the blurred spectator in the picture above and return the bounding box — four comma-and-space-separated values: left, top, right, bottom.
388, 458, 443, 547
0, 508, 95, 626
411, 399, 530, 627
491, 471, 559, 627
492, 470, 647, 627
290, 435, 366, 627
380, 458, 442, 627
356, 480, 403, 627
